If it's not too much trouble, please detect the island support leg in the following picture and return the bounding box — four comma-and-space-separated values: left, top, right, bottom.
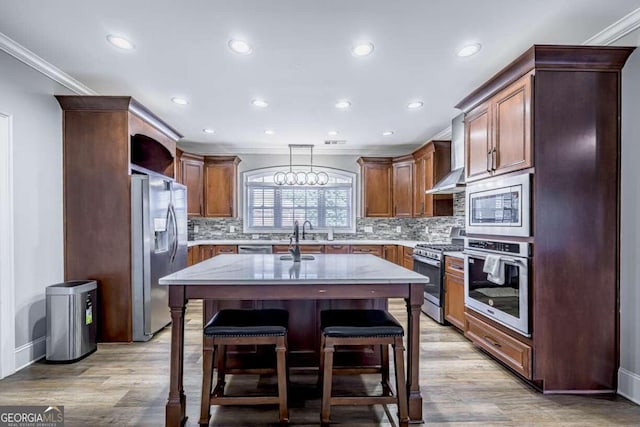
406, 283, 424, 423
166, 286, 187, 427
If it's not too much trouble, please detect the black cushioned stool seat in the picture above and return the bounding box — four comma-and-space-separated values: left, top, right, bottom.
319, 309, 408, 425
204, 308, 288, 337
321, 309, 404, 337
200, 309, 289, 426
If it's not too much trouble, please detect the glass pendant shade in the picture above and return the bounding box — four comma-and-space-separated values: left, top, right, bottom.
274, 172, 286, 185
285, 171, 296, 185
295, 171, 307, 185
317, 171, 329, 185
306, 172, 318, 185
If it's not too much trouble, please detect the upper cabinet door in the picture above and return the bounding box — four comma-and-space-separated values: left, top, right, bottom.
359, 159, 393, 217
179, 154, 204, 217
203, 156, 240, 217
465, 101, 492, 182
392, 160, 413, 217
493, 72, 533, 176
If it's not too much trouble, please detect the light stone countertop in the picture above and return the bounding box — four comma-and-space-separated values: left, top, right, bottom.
159, 254, 428, 285
187, 239, 420, 248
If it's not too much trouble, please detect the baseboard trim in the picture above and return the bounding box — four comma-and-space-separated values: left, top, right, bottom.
14, 336, 46, 371
618, 368, 640, 405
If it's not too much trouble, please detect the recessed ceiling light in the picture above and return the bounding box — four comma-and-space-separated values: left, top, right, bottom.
351, 42, 374, 57
106, 35, 134, 50
335, 100, 351, 110
202, 128, 215, 134
264, 129, 275, 135
171, 97, 189, 105
228, 39, 252, 55
407, 101, 424, 110
382, 130, 394, 136
328, 130, 339, 136
252, 99, 269, 108
457, 43, 482, 57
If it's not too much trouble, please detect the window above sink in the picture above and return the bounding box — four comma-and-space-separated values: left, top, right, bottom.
242, 166, 356, 234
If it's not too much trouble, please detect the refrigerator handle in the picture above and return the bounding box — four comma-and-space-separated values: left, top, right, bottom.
168, 203, 179, 263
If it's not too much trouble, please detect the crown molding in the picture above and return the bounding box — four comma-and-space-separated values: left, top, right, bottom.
583, 7, 640, 45
430, 125, 452, 140
0, 32, 97, 95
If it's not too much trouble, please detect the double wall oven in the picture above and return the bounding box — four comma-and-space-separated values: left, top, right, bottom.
463, 239, 531, 336
464, 172, 533, 337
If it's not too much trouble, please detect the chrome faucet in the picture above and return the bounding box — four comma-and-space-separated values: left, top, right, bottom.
288, 220, 301, 262
302, 220, 313, 240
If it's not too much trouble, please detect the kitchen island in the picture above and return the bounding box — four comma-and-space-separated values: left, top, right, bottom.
159, 253, 428, 425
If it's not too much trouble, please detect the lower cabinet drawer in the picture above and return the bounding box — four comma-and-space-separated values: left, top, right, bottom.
350, 245, 383, 257
464, 312, 532, 379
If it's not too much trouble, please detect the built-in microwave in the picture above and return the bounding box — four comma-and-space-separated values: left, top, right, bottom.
465, 173, 531, 237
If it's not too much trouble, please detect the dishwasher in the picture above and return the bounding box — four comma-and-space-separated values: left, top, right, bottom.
238, 245, 273, 254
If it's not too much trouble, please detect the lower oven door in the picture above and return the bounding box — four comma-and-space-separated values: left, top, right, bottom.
412, 254, 442, 306
463, 249, 530, 336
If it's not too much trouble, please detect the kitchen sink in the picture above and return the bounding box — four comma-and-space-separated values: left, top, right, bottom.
279, 255, 315, 261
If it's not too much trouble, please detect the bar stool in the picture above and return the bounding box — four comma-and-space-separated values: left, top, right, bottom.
319, 309, 408, 425
199, 309, 289, 425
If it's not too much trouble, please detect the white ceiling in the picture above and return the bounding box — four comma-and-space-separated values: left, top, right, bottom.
0, 1, 638, 155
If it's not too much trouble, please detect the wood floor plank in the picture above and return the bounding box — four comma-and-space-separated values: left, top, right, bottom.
0, 299, 638, 426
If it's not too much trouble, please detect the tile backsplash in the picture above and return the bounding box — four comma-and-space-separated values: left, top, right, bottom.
189, 193, 465, 243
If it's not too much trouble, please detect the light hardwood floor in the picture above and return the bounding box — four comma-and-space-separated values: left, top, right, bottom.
1, 299, 639, 426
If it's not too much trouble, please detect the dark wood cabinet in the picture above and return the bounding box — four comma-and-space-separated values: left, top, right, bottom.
444, 256, 464, 331
358, 158, 393, 217
383, 245, 398, 264
350, 245, 383, 257
187, 246, 200, 266
401, 247, 414, 270
465, 311, 532, 379
456, 45, 635, 393
412, 141, 452, 217
392, 156, 413, 217
199, 245, 216, 262
464, 72, 532, 183
325, 244, 350, 254
272, 244, 324, 254
203, 156, 241, 217
214, 245, 238, 256
56, 96, 182, 343
177, 151, 204, 217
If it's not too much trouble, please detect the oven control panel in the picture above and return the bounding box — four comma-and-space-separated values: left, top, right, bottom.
466, 239, 530, 256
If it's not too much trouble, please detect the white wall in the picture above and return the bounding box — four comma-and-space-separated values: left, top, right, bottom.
0, 50, 70, 372
619, 46, 640, 405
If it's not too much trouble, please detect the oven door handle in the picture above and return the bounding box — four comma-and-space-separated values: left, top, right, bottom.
412, 254, 441, 267
500, 257, 525, 265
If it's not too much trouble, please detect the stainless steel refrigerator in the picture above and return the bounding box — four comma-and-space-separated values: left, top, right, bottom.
131, 173, 187, 341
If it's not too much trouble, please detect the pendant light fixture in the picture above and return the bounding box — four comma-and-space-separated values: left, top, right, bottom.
274, 144, 328, 186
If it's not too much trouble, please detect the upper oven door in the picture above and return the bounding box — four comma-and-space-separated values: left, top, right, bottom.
412, 254, 442, 306
463, 249, 530, 336
465, 173, 531, 237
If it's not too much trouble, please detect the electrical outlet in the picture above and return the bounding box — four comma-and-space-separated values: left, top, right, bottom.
396, 226, 402, 233
251, 234, 260, 240
424, 226, 429, 234
230, 225, 235, 233
364, 226, 373, 233
193, 225, 199, 233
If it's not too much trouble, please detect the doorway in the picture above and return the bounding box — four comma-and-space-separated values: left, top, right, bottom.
0, 112, 15, 379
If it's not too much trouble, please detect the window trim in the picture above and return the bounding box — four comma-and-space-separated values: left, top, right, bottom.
242, 165, 357, 233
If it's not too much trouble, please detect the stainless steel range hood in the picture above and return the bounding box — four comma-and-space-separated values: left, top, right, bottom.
426, 113, 466, 194
426, 167, 465, 194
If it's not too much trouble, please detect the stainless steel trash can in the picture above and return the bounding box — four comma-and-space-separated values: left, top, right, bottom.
46, 280, 97, 362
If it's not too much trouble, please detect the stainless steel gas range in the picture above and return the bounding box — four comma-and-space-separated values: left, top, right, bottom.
412, 230, 464, 324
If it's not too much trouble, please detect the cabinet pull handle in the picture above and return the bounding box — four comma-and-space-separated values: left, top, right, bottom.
483, 335, 502, 348
492, 148, 497, 171
487, 150, 492, 172
421, 202, 424, 215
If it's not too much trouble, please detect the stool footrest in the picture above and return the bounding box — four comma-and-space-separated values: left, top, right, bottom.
210, 396, 281, 406
330, 396, 398, 406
